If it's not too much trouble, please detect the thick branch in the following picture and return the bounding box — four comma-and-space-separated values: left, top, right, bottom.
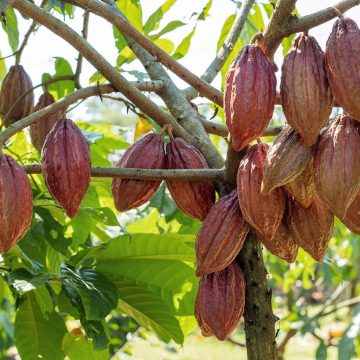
184, 0, 256, 101
73, 0, 224, 107
0, 82, 163, 144
23, 165, 225, 181
286, 0, 360, 34
13, 0, 190, 141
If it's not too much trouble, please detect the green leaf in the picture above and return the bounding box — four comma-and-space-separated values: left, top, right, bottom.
154, 38, 175, 55
282, 34, 295, 56
62, 333, 109, 360
0, 51, 7, 81
1, 8, 19, 52
61, 266, 118, 321
143, 0, 177, 34
149, 20, 186, 40
8, 268, 49, 294
149, 183, 177, 216
117, 280, 184, 344
173, 27, 196, 60
316, 341, 327, 360
197, 0, 212, 20
14, 292, 66, 360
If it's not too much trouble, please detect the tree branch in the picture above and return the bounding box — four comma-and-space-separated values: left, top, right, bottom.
12, 0, 190, 142
73, 0, 224, 107
23, 164, 225, 181
286, 0, 360, 34
0, 0, 15, 14
184, 0, 256, 101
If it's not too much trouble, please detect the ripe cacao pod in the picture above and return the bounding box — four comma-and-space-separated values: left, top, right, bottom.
0, 65, 34, 127
237, 143, 286, 240
166, 137, 215, 220
224, 45, 276, 151
314, 115, 360, 218
288, 195, 334, 262
30, 93, 63, 151
42, 119, 91, 218
262, 126, 314, 194
285, 160, 316, 208
281, 33, 333, 145
0, 154, 32, 253
326, 17, 360, 120
195, 190, 250, 276
342, 192, 360, 234
195, 262, 245, 340
112, 132, 165, 212
258, 218, 299, 263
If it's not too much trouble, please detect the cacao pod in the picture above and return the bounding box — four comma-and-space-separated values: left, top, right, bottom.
314, 115, 360, 218
258, 218, 298, 263
262, 126, 314, 194
42, 119, 91, 218
0, 65, 34, 127
195, 190, 250, 276
326, 17, 360, 120
237, 143, 286, 240
288, 195, 334, 262
342, 192, 360, 234
0, 154, 32, 253
195, 262, 245, 340
166, 137, 215, 220
281, 33, 333, 145
112, 132, 165, 212
285, 160, 316, 208
30, 93, 63, 151
224, 45, 276, 151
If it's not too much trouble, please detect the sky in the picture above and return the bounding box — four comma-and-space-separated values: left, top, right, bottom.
0, 0, 360, 121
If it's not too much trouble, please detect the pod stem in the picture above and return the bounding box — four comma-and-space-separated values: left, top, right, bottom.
331, 6, 344, 18
159, 124, 174, 140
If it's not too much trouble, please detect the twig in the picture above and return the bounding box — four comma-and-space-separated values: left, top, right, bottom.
73, 0, 224, 107
102, 95, 146, 117
74, 10, 90, 89
13, 0, 190, 142
184, 0, 256, 101
0, 82, 163, 144
226, 337, 246, 347
23, 165, 226, 181
313, 295, 360, 320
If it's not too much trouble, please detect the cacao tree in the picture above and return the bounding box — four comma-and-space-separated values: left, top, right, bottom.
0, 0, 359, 359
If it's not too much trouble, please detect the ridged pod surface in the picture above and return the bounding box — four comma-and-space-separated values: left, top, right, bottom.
166, 137, 215, 220
288, 195, 334, 262
195, 190, 250, 276
237, 143, 286, 240
342, 192, 360, 234
262, 126, 314, 194
326, 18, 360, 120
281, 33, 333, 145
112, 133, 165, 212
285, 161, 316, 208
30, 93, 62, 151
195, 262, 245, 340
0, 65, 34, 127
257, 219, 299, 263
224, 45, 276, 150
314, 115, 360, 218
0, 154, 32, 252
42, 119, 91, 218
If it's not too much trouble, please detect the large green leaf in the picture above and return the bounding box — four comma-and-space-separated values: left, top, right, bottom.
143, 0, 177, 34
117, 280, 184, 344
1, 8, 19, 53
14, 292, 66, 360
173, 27, 196, 60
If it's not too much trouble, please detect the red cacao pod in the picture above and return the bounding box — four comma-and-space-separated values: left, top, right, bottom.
112, 132, 165, 212
288, 195, 334, 262
166, 137, 215, 220
0, 154, 32, 252
0, 65, 34, 127
281, 33, 333, 145
285, 161, 316, 208
30, 93, 63, 152
262, 126, 314, 194
224, 45, 276, 150
326, 18, 360, 120
195, 262, 245, 340
314, 115, 360, 218
195, 190, 250, 276
42, 119, 91, 218
342, 192, 360, 234
257, 218, 298, 263
237, 143, 286, 240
